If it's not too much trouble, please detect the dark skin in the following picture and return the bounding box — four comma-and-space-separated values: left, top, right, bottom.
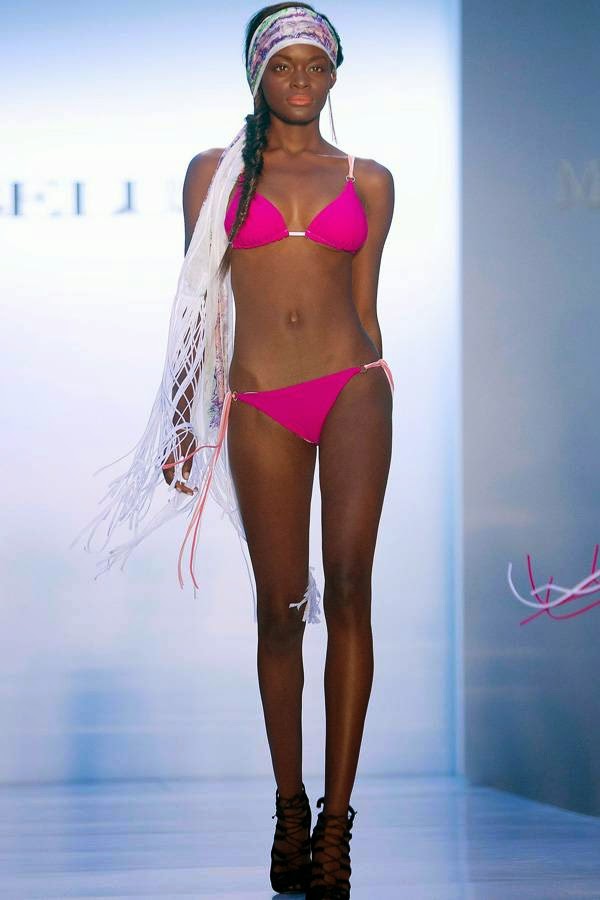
166, 41, 394, 889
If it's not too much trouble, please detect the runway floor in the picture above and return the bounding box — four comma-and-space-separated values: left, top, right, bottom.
0, 774, 599, 898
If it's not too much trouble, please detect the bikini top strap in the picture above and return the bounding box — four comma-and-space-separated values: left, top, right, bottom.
346, 154, 356, 182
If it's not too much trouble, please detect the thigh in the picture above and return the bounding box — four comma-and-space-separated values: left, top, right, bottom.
319, 366, 393, 585
227, 398, 318, 606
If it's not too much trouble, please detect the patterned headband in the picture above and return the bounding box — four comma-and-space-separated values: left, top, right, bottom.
246, 6, 339, 97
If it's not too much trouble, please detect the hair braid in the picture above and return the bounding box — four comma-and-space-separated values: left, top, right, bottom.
218, 96, 271, 278
218, 2, 343, 279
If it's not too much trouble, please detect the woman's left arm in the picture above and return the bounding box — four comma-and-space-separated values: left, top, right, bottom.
351, 160, 395, 356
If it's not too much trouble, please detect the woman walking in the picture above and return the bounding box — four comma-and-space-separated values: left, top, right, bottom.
75, 4, 394, 897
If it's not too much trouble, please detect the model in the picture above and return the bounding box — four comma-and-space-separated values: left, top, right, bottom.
73, 4, 395, 897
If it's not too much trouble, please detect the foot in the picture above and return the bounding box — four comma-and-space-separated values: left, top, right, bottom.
270, 783, 312, 894
307, 796, 357, 899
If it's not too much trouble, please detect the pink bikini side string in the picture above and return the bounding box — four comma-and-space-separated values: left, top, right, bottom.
177, 389, 234, 590
161, 389, 234, 591
363, 358, 395, 393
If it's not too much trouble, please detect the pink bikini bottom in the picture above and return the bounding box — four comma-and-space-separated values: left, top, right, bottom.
231, 357, 394, 444
164, 358, 394, 589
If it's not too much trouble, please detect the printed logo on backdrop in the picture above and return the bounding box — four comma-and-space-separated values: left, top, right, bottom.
0, 180, 182, 216
508, 543, 600, 625
558, 160, 600, 207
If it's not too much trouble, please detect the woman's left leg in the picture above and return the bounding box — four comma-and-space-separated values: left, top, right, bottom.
318, 363, 393, 815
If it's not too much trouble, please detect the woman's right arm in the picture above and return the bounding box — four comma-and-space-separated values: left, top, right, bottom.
182, 148, 225, 255
163, 148, 226, 495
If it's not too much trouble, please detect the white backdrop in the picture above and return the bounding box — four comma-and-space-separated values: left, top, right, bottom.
0, 0, 460, 782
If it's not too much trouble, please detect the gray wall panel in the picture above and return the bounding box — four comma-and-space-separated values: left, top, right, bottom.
462, 0, 600, 815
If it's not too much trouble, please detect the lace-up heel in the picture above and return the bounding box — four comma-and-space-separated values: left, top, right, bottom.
269, 782, 312, 894
307, 796, 357, 900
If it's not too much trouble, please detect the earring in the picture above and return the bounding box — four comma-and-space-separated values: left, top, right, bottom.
327, 90, 338, 145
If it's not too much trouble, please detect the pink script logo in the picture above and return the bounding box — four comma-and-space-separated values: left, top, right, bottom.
507, 544, 600, 625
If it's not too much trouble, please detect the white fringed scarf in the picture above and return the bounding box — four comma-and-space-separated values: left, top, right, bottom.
70, 122, 322, 625
70, 125, 247, 579
69, 6, 345, 626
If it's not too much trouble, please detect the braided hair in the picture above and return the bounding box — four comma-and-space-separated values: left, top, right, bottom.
218, 2, 344, 278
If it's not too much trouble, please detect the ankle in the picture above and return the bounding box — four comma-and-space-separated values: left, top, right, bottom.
321, 800, 351, 816
317, 794, 356, 818
277, 782, 304, 800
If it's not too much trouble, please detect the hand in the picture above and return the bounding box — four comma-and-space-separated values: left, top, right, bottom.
162, 433, 197, 496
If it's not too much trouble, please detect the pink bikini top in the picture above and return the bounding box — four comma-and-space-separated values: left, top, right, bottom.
224, 154, 368, 253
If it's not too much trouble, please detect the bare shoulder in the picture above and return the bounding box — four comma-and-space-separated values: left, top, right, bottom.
353, 156, 394, 198
183, 147, 226, 193
351, 157, 395, 246
182, 148, 226, 253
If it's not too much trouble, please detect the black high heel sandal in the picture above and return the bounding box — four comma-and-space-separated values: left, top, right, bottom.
269, 782, 312, 894
306, 796, 357, 900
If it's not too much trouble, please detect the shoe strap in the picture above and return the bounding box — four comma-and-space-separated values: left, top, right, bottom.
271, 783, 311, 867
316, 795, 357, 828
310, 800, 356, 893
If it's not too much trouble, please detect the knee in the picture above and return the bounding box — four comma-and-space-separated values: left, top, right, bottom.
323, 564, 372, 624
257, 584, 306, 651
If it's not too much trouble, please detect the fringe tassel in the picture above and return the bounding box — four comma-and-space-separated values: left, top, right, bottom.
175, 391, 233, 591
289, 565, 322, 625
69, 126, 247, 594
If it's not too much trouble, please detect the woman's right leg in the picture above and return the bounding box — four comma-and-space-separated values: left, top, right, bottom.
227, 398, 317, 797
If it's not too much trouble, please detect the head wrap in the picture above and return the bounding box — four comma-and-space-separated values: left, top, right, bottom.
69, 9, 341, 626
246, 6, 339, 97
